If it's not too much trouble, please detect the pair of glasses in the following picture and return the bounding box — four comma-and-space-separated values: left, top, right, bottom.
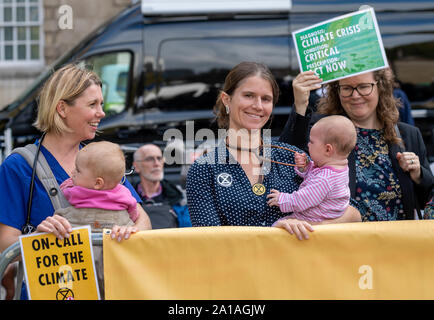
136, 156, 164, 163
338, 82, 377, 97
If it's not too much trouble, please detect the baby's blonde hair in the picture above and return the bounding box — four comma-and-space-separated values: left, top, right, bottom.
314, 115, 357, 156
77, 141, 125, 189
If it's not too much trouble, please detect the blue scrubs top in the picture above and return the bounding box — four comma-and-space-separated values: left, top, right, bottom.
0, 142, 141, 231
186, 139, 304, 227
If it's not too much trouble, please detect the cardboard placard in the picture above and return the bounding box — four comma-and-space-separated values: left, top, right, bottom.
292, 7, 388, 83
19, 226, 100, 300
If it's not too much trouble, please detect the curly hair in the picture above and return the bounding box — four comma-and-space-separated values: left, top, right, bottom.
317, 68, 402, 145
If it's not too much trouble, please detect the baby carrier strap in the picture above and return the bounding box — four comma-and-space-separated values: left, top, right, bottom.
11, 144, 70, 211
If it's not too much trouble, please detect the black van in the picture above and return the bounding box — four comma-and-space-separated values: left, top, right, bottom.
1, 0, 433, 177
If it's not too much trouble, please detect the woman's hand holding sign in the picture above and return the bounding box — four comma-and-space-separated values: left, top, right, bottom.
293, 71, 322, 116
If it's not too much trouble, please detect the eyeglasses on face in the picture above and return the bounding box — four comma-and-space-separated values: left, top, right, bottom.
136, 156, 164, 163
338, 82, 377, 97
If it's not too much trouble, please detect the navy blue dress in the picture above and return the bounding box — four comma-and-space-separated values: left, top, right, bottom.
186, 138, 304, 227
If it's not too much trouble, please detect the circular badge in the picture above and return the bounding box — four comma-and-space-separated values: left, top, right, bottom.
56, 288, 74, 300
252, 183, 266, 196
49, 187, 58, 196
217, 173, 233, 187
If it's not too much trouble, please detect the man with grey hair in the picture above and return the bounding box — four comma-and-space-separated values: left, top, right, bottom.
133, 144, 191, 229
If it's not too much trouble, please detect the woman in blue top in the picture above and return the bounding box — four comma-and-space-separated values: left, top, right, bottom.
186, 62, 361, 240
0, 64, 152, 299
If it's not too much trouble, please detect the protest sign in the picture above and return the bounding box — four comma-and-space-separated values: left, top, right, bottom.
292, 7, 388, 83
19, 226, 100, 300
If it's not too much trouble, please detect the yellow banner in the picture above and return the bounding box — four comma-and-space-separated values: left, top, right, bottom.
20, 226, 100, 300
103, 221, 434, 300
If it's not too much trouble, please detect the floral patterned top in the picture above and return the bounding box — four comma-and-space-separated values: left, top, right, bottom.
354, 128, 404, 221
424, 197, 434, 220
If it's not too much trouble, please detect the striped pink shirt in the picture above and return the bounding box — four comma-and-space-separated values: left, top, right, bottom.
278, 162, 350, 222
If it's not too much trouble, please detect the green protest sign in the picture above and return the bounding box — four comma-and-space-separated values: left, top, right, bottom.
292, 7, 388, 83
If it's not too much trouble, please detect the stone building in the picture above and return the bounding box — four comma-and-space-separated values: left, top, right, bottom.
0, 0, 134, 108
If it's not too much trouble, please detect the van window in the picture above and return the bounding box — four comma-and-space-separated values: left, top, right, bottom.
156, 36, 291, 111
79, 51, 132, 115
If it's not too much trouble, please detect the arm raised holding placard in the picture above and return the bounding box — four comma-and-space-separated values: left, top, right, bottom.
281, 68, 434, 222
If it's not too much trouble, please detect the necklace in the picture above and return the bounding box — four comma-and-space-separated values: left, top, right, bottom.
225, 137, 300, 195
225, 138, 265, 195
225, 140, 260, 152
226, 139, 299, 166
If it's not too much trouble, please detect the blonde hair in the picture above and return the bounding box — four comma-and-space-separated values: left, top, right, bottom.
34, 63, 102, 135
314, 115, 357, 156
78, 141, 125, 188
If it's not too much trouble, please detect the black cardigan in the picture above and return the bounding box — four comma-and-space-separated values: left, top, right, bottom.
279, 107, 434, 220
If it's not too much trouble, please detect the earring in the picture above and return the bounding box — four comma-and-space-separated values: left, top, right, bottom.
225, 105, 230, 114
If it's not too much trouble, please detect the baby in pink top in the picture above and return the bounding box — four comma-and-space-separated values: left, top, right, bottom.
57, 141, 138, 230
57, 141, 139, 298
267, 115, 357, 223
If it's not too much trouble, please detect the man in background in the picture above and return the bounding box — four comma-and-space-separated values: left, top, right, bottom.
133, 144, 191, 229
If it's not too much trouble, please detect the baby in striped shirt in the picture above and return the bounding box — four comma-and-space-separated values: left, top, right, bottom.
267, 115, 357, 223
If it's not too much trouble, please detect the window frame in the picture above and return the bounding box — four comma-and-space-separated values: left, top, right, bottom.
79, 50, 134, 117
155, 34, 292, 111
0, 0, 44, 67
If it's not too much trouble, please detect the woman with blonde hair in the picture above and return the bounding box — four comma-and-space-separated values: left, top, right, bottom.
0, 64, 151, 299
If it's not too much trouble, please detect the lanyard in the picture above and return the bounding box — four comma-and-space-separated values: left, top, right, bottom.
256, 144, 299, 166
22, 132, 46, 234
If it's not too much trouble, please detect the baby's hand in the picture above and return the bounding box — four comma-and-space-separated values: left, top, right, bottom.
267, 189, 281, 207
294, 152, 308, 171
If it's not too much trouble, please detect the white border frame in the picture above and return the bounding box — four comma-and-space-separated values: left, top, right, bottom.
19, 225, 100, 300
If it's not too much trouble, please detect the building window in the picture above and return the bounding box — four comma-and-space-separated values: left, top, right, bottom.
0, 0, 43, 64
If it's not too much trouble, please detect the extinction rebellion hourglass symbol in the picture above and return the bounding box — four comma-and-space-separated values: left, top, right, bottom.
56, 287, 74, 300
55, 265, 75, 300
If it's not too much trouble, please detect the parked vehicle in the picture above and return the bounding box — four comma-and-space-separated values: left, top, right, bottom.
1, 0, 433, 182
